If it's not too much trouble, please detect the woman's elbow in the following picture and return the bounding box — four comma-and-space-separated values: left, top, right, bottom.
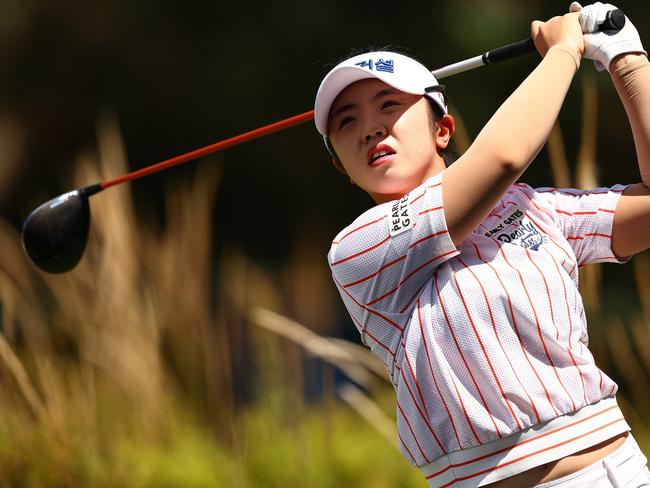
469, 139, 538, 176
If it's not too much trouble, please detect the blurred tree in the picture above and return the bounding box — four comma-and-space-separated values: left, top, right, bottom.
0, 0, 647, 264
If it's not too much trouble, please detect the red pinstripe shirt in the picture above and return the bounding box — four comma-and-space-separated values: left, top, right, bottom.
328, 172, 628, 485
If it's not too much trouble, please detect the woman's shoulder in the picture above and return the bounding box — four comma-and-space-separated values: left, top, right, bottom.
331, 175, 445, 246
508, 182, 588, 201
330, 201, 390, 248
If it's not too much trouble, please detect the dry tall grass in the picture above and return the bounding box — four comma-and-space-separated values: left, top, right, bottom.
0, 79, 647, 486
0, 114, 410, 487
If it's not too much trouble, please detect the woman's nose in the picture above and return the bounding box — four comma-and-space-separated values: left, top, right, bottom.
364, 125, 386, 143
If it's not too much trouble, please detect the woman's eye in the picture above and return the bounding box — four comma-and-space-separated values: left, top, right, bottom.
382, 100, 399, 109
339, 116, 355, 129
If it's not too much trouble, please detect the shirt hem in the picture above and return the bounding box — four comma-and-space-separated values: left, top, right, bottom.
420, 396, 630, 488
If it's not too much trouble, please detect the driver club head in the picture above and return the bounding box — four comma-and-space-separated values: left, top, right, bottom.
21, 189, 91, 273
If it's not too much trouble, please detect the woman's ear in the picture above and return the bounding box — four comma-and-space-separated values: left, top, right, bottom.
435, 114, 455, 149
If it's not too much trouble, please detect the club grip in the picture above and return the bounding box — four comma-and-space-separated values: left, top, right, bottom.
603, 8, 625, 30
484, 39, 536, 64
483, 8, 625, 65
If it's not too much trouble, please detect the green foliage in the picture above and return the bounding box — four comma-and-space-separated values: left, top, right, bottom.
238, 404, 423, 488
0, 395, 424, 488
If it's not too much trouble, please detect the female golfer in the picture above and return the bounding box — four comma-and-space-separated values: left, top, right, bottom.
315, 2, 650, 486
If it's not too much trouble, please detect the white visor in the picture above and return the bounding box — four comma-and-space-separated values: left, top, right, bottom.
314, 51, 447, 136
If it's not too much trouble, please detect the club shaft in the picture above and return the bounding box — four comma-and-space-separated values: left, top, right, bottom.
433, 39, 536, 79
432, 54, 489, 80
96, 4, 624, 190
433, 8, 625, 79
100, 110, 315, 189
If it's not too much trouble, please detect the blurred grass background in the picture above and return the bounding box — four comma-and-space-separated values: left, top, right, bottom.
1, 0, 649, 486
0, 84, 648, 486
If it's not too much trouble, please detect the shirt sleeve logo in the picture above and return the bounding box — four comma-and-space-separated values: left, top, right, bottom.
389, 193, 414, 237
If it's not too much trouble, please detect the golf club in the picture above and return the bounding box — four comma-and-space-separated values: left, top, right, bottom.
21, 10, 626, 274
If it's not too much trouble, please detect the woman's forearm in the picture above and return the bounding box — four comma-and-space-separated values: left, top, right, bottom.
466, 45, 580, 173
611, 54, 650, 187
442, 45, 580, 245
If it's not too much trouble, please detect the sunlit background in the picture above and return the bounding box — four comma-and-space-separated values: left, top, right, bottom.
0, 0, 648, 486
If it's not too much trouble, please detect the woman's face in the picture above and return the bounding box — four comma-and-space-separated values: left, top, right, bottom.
327, 78, 446, 203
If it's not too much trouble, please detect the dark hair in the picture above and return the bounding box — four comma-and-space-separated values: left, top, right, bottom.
426, 98, 458, 168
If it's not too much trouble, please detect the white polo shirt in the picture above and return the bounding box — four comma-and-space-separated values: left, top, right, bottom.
328, 171, 631, 487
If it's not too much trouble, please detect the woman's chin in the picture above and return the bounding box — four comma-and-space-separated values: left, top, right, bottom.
366, 182, 415, 203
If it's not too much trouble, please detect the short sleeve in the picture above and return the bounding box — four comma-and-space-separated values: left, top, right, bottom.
536, 185, 629, 265
328, 172, 459, 348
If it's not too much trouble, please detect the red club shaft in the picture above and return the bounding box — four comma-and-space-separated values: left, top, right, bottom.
99, 110, 315, 190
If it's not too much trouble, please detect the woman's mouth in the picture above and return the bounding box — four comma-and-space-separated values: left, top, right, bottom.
367, 145, 396, 166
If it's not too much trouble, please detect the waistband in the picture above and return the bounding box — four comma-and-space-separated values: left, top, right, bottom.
533, 434, 648, 487
421, 396, 630, 487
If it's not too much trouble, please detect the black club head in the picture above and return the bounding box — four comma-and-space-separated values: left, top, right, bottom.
21, 189, 91, 273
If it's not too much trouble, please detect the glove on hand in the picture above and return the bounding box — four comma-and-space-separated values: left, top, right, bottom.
570, 1, 646, 72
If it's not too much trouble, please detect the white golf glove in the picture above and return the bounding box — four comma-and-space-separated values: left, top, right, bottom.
570, 2, 646, 72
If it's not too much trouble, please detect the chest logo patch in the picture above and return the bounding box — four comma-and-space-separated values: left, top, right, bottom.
388, 193, 414, 237
484, 208, 548, 250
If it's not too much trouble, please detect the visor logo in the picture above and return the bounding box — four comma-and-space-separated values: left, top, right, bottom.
354, 58, 394, 73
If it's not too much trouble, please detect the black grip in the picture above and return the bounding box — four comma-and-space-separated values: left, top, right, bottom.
484, 39, 535, 64
483, 8, 626, 65
603, 9, 625, 30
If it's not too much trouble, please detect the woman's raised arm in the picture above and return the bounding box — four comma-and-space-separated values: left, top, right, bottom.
442, 13, 584, 246
574, 2, 650, 257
